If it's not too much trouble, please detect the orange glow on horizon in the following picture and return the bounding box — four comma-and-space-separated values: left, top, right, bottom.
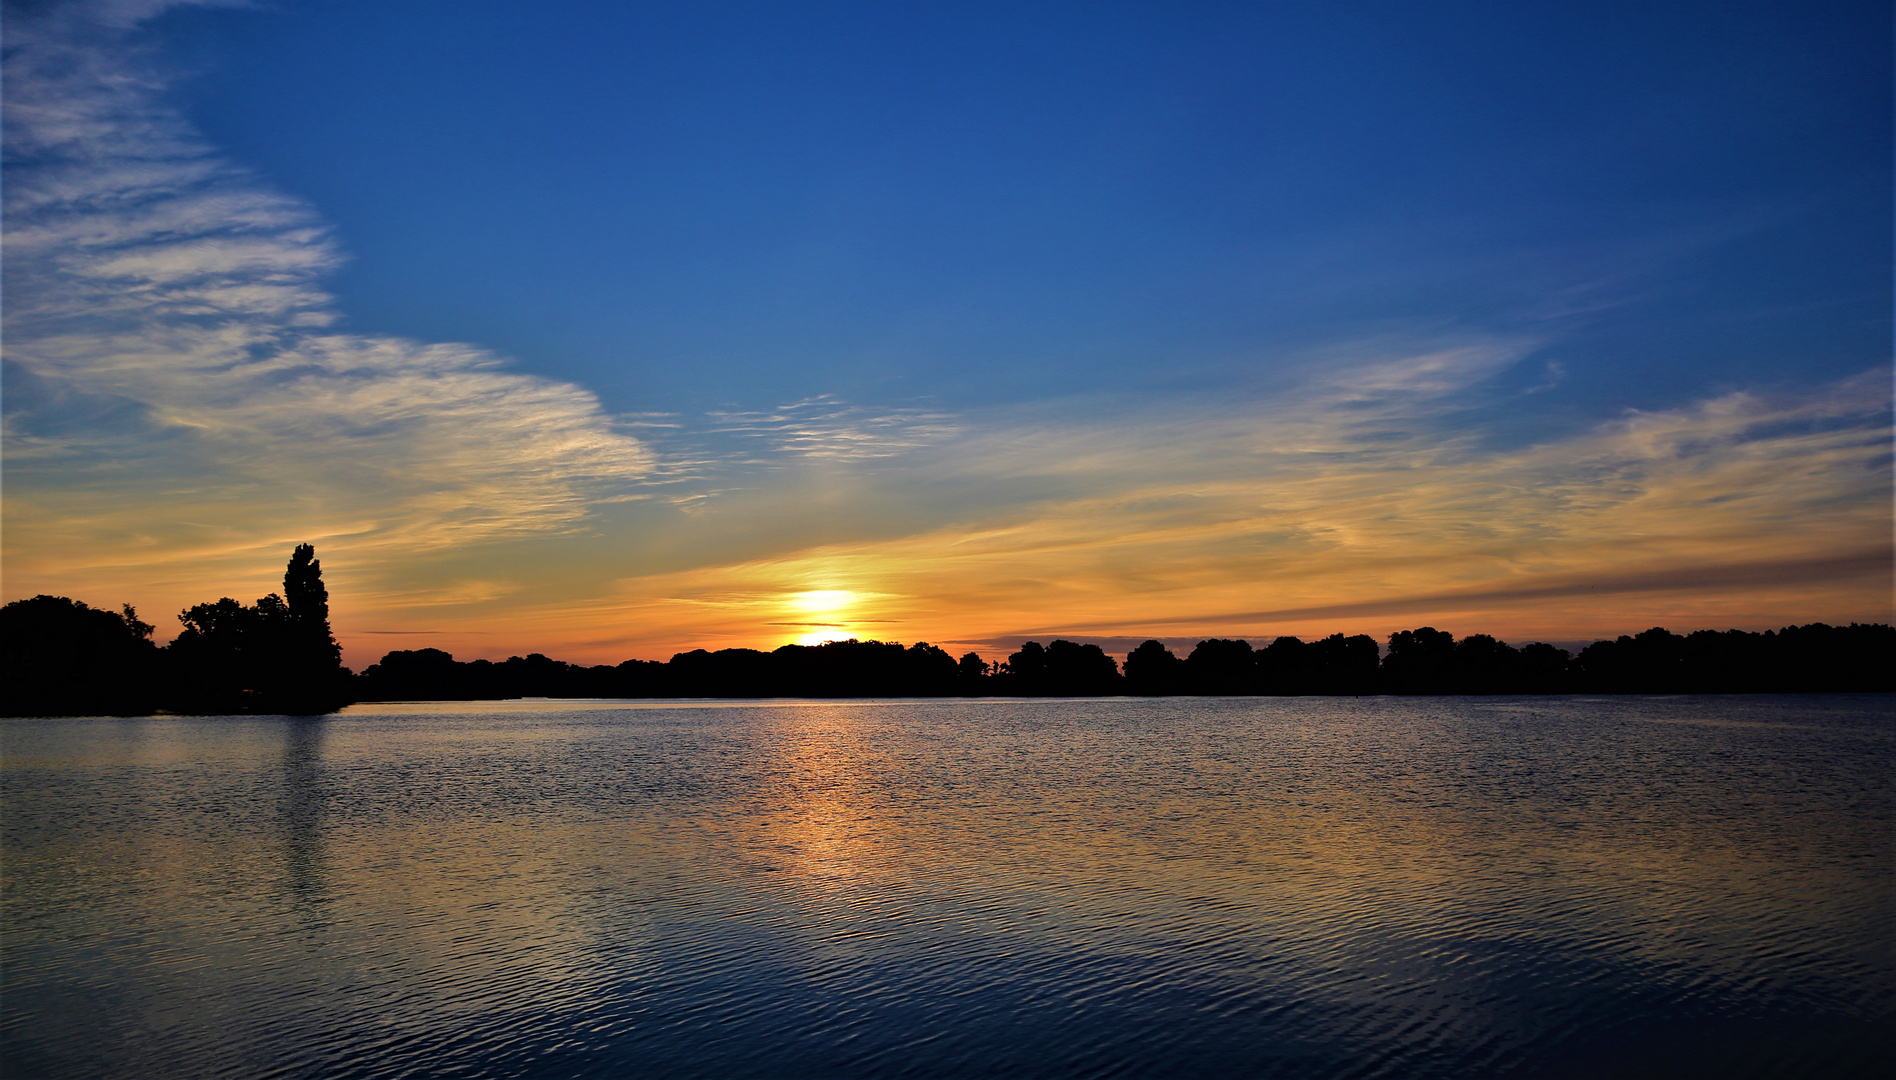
8, 371, 1888, 670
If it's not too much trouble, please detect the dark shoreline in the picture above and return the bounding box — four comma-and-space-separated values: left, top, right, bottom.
8, 588, 1890, 717
346, 623, 1893, 706
10, 545, 1888, 716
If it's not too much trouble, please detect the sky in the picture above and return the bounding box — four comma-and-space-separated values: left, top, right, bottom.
3, 0, 1890, 668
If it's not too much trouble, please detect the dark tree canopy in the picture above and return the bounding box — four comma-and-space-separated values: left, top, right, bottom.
1, 595, 159, 716
993, 639, 1122, 695
1258, 634, 1381, 694
1123, 640, 1182, 694
1186, 638, 1256, 695
1042, 639, 1121, 695
1007, 641, 1048, 687
1381, 627, 1458, 693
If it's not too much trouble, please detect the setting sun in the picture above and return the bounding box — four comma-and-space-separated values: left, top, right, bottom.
790, 590, 858, 614
788, 590, 860, 646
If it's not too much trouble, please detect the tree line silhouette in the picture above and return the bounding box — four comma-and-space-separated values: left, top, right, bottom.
354, 624, 1893, 702
2, 545, 351, 717
3, 547, 1890, 715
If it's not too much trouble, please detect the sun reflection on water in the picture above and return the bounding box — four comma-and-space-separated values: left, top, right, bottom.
4, 698, 1889, 1079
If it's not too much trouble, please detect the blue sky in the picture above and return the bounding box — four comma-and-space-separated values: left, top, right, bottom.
4, 0, 1890, 664
163, 1, 1889, 419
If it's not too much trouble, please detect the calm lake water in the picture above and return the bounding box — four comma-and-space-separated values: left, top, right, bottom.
3, 696, 1890, 1079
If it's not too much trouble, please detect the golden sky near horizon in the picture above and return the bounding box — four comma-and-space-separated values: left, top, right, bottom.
8, 353, 1888, 668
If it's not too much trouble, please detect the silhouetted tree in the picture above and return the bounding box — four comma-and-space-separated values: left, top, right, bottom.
1006, 641, 1049, 693
1769, 623, 1893, 692
1123, 640, 1183, 694
1, 596, 160, 716
1562, 623, 1893, 692
1382, 628, 1573, 694
665, 647, 774, 696
165, 545, 353, 713
283, 544, 344, 690
1572, 627, 1684, 693
1381, 627, 1457, 693
1453, 634, 1521, 693
1255, 634, 1380, 694
1186, 638, 1256, 694
1256, 636, 1308, 693
1302, 634, 1382, 694
167, 596, 277, 712
495, 653, 586, 697
769, 638, 958, 696
1043, 639, 1121, 694
957, 651, 991, 688
359, 648, 468, 700
1518, 642, 1573, 692
903, 642, 961, 694
611, 658, 668, 696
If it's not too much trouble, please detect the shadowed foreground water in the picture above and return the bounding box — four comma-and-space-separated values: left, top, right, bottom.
3, 696, 1890, 1078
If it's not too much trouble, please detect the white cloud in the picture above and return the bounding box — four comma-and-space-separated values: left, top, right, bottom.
2, 4, 655, 568
706, 395, 959, 462
570, 362, 1888, 661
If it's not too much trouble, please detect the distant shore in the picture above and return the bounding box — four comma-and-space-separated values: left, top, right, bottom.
348, 624, 1894, 704
13, 606, 1888, 716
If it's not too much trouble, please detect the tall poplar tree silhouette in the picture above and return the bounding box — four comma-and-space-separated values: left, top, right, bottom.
282, 543, 347, 709
285, 545, 340, 666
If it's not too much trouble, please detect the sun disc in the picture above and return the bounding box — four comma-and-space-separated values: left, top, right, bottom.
790, 590, 856, 613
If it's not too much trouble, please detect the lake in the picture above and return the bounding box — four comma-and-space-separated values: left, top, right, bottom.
2, 696, 1889, 1078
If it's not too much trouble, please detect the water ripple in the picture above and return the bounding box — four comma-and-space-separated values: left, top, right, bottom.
3, 695, 1891, 1078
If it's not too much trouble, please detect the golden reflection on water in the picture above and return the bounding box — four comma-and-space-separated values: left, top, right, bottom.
775, 713, 878, 882
2, 697, 1889, 1079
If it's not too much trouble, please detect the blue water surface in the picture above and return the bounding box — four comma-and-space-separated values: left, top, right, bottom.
3, 695, 1890, 1078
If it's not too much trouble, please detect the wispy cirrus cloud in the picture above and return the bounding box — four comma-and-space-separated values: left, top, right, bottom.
2, 4, 654, 588
521, 360, 1889, 663
706, 395, 959, 463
